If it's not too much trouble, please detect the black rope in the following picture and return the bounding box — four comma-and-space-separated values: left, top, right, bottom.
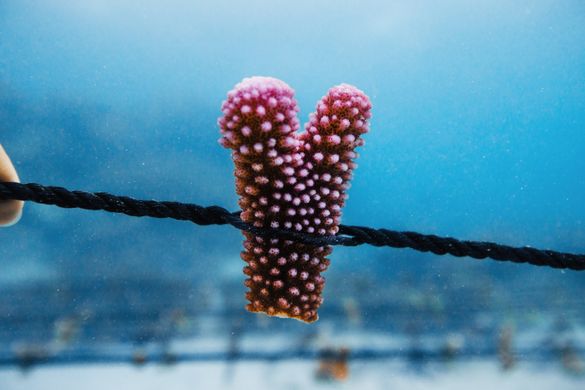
1, 181, 584, 271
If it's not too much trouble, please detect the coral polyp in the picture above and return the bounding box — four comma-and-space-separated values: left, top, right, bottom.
219, 76, 371, 322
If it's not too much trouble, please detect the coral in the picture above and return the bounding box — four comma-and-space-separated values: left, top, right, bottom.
219, 76, 371, 322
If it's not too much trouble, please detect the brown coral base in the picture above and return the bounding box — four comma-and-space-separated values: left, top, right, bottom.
241, 232, 332, 323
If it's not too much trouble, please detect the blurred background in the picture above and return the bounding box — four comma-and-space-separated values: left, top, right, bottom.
0, 0, 584, 388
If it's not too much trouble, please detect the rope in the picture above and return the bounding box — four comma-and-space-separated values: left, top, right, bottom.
1, 181, 584, 271
0, 345, 564, 367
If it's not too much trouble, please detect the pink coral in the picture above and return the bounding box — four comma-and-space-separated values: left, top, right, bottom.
219, 76, 371, 322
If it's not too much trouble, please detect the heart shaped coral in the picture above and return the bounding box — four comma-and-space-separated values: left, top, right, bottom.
219, 77, 371, 322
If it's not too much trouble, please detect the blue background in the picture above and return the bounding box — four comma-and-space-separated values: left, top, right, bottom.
1, 0, 584, 317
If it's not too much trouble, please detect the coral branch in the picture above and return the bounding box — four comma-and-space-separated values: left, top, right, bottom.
219, 77, 371, 322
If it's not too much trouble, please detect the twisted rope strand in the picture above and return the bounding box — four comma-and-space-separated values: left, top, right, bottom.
1, 182, 584, 271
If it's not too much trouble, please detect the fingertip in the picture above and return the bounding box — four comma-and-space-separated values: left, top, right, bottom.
0, 200, 23, 227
